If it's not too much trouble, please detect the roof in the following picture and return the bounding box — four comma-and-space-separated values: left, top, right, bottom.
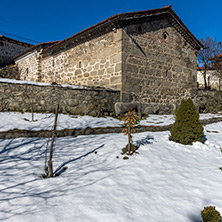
14, 41, 60, 61
43, 5, 203, 56
0, 35, 33, 47
210, 53, 222, 60
197, 66, 215, 71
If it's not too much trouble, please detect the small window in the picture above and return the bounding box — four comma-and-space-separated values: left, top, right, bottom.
26, 68, 29, 74
163, 32, 168, 40
79, 61, 82, 68
138, 26, 142, 33
0, 41, 3, 46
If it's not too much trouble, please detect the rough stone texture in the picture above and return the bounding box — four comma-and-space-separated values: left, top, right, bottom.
115, 102, 173, 115
0, 82, 120, 116
0, 65, 19, 79
0, 37, 30, 67
194, 90, 222, 113
15, 16, 199, 114
16, 50, 42, 82
121, 17, 197, 107
35, 29, 122, 90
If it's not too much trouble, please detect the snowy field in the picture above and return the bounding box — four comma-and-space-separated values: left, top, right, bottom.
0, 112, 222, 221
1, 112, 222, 131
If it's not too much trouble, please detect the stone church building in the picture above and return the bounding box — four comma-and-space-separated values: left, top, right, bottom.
15, 5, 203, 114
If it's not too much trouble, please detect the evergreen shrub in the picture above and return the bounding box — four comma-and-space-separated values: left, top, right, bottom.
201, 206, 221, 222
169, 98, 204, 145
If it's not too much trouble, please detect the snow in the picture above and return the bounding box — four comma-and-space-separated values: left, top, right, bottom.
0, 78, 87, 89
0, 112, 124, 131
1, 112, 222, 132
0, 112, 222, 221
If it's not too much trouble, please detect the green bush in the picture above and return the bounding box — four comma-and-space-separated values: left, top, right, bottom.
201, 206, 221, 222
169, 98, 204, 145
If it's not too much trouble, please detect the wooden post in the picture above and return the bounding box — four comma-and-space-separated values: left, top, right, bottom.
48, 104, 59, 177
128, 125, 131, 155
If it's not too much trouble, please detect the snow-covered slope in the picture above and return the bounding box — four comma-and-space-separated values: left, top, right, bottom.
0, 120, 222, 221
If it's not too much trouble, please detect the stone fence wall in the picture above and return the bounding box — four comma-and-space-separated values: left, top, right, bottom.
194, 90, 222, 113
0, 82, 120, 116
0, 65, 19, 79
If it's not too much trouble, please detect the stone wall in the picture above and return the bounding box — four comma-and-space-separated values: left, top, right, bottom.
194, 90, 222, 113
15, 16, 200, 114
0, 39, 30, 67
0, 81, 120, 116
0, 65, 19, 79
121, 17, 197, 108
16, 50, 42, 81
20, 29, 123, 90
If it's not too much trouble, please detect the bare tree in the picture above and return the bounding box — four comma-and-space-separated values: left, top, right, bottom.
210, 53, 222, 79
197, 37, 222, 89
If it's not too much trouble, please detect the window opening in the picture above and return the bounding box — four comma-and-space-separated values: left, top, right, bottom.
163, 32, 168, 40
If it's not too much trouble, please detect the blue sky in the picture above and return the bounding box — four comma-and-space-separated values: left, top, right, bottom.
0, 0, 221, 45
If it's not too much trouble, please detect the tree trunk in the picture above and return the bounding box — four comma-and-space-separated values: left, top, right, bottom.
48, 104, 59, 177
203, 70, 208, 90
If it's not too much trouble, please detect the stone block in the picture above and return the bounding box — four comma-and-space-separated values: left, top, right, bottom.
101, 47, 115, 58
115, 63, 121, 72
100, 79, 109, 85
91, 71, 97, 76
110, 54, 121, 64
114, 102, 138, 115
107, 67, 114, 74
111, 76, 121, 84
98, 69, 105, 75
122, 63, 138, 73
113, 29, 122, 42
75, 69, 81, 75
84, 73, 89, 77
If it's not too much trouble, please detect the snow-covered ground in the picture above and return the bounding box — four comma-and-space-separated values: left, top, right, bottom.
0, 113, 222, 222
1, 112, 222, 131
0, 112, 124, 131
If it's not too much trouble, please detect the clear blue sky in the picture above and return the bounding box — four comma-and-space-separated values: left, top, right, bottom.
0, 0, 221, 45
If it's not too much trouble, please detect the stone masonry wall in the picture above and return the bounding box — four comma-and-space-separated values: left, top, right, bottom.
0, 81, 120, 116
0, 65, 19, 79
0, 40, 30, 67
16, 50, 42, 81
121, 17, 197, 109
194, 90, 222, 113
15, 17, 199, 115
39, 29, 122, 90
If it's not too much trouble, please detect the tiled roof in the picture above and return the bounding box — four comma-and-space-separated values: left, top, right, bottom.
211, 53, 222, 59
0, 35, 33, 47
14, 41, 60, 60
43, 5, 203, 55
209, 53, 222, 62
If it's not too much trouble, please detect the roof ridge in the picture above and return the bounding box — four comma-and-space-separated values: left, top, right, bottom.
0, 35, 33, 46
14, 40, 60, 60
